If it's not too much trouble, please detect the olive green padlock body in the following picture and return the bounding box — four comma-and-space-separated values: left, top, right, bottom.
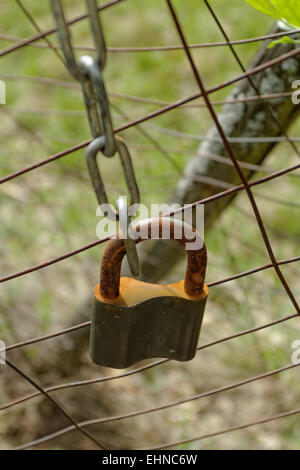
90, 278, 208, 369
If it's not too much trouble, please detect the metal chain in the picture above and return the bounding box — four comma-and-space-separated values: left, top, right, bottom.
50, 0, 140, 276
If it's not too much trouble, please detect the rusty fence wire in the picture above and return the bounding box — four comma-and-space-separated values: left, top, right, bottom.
0, 0, 299, 450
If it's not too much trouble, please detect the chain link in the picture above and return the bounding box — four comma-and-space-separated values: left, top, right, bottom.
50, 0, 140, 276
116, 196, 141, 277
86, 135, 140, 217
79, 55, 116, 156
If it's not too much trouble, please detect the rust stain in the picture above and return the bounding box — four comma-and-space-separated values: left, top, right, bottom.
99, 217, 207, 300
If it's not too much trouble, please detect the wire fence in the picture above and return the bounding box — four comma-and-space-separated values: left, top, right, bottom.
0, 0, 299, 450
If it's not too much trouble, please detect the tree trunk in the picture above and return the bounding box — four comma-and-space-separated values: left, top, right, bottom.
6, 25, 300, 449
137, 25, 300, 283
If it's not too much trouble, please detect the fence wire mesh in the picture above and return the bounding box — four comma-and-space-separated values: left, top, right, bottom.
0, 0, 299, 450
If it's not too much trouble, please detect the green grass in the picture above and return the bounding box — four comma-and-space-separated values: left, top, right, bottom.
0, 0, 299, 450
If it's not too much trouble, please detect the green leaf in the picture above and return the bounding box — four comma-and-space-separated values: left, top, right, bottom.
245, 0, 280, 19
278, 0, 300, 27
245, 0, 300, 27
268, 36, 300, 48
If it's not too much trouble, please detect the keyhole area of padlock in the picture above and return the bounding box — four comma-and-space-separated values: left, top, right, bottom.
94, 277, 208, 306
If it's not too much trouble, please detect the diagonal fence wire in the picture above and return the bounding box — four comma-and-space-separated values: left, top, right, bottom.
13, 361, 300, 450
15, 0, 182, 177
2, 356, 111, 450
1, 44, 300, 187
146, 407, 300, 450
0, 0, 128, 59
0, 161, 300, 284
0, 71, 296, 109
1, 18, 300, 54
165, 0, 300, 315
15, 0, 64, 63
203, 0, 300, 158
0, 0, 299, 451
0, 313, 298, 412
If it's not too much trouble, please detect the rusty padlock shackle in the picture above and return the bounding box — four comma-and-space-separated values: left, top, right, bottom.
100, 217, 207, 300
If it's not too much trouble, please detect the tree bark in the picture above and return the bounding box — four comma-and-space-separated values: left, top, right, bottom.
137, 25, 300, 283
5, 25, 300, 449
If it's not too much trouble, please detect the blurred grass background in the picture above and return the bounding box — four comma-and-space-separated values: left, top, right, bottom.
0, 0, 299, 449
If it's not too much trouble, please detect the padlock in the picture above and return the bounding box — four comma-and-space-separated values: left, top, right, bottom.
90, 217, 208, 369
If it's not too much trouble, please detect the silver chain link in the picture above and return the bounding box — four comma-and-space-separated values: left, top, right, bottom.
50, 0, 140, 276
